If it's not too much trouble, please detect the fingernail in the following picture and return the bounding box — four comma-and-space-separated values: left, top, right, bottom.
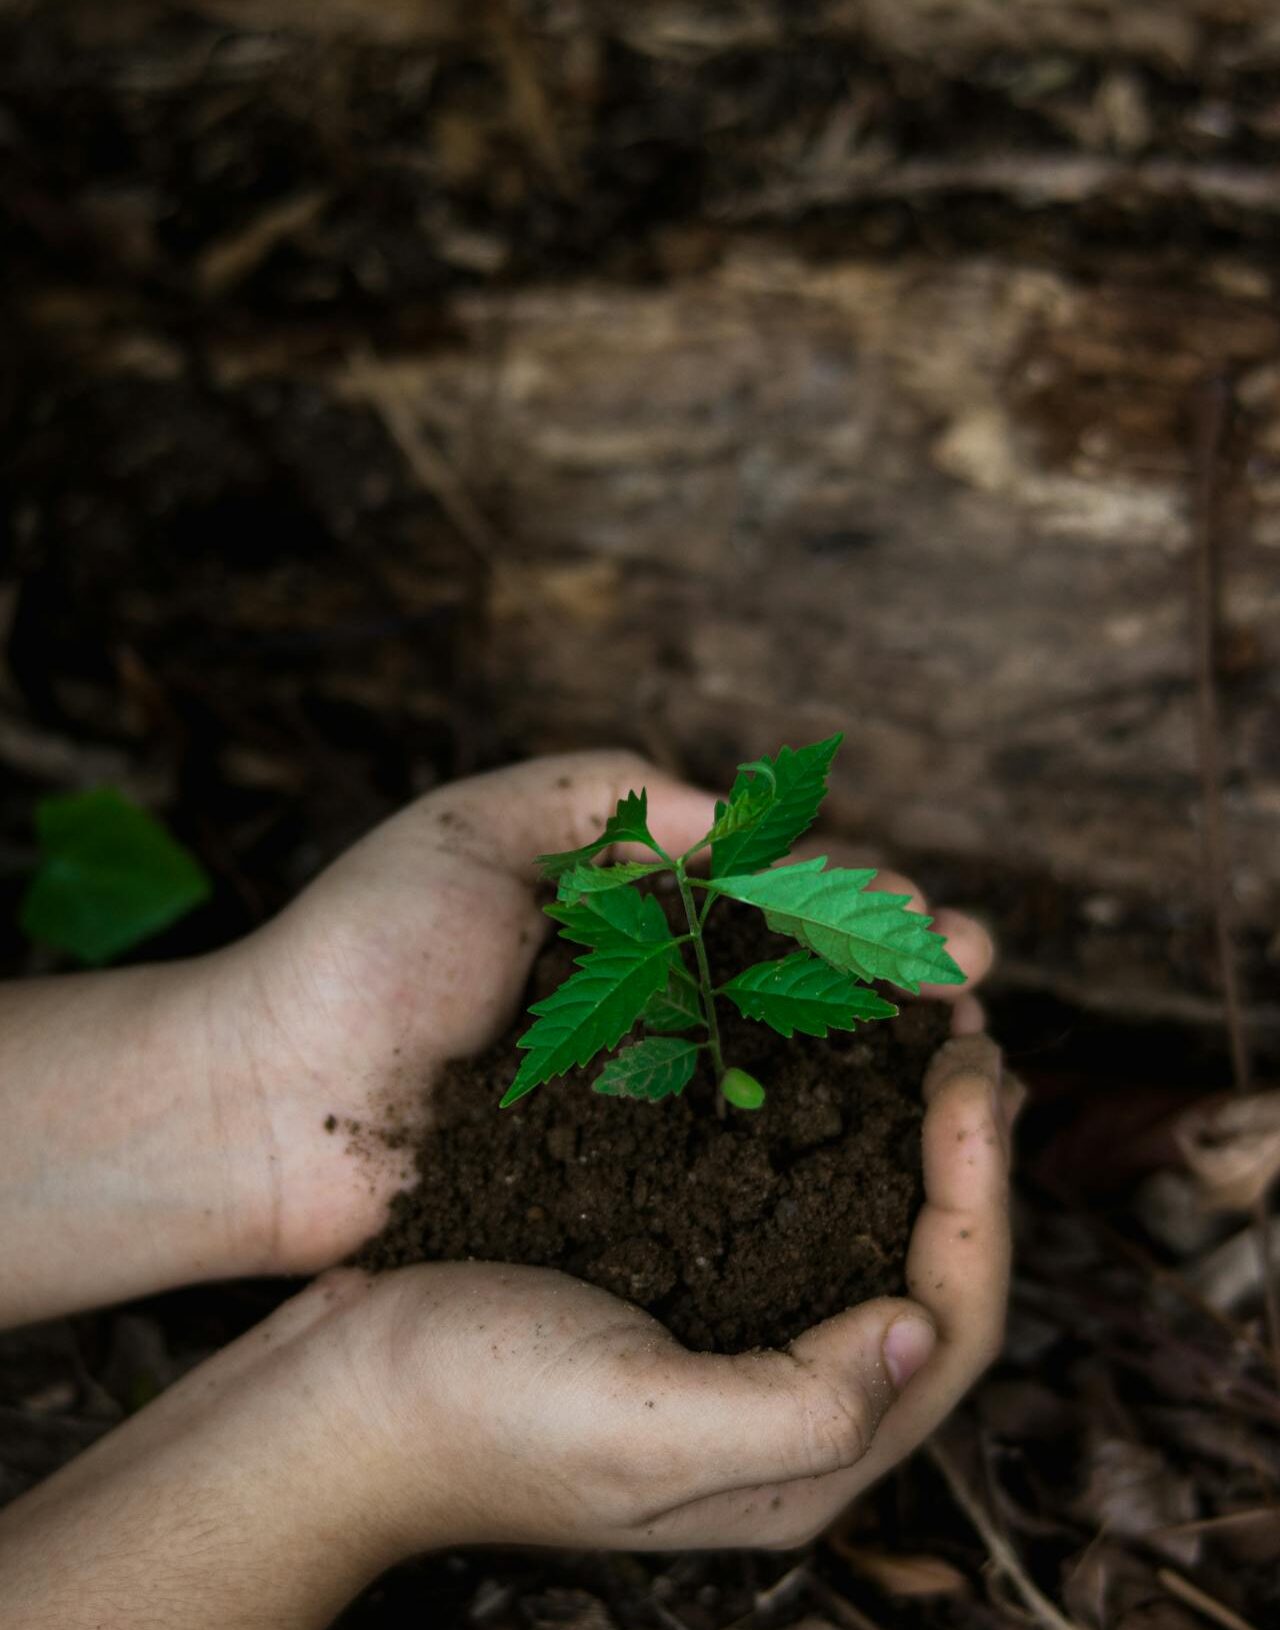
883, 1315, 936, 1391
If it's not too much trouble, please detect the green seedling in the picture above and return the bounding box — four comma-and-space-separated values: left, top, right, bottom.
500, 734, 964, 1113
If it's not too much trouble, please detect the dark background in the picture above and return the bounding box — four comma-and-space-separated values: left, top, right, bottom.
1, 3, 1278, 1627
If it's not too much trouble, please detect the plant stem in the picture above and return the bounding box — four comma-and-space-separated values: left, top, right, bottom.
675, 858, 727, 1117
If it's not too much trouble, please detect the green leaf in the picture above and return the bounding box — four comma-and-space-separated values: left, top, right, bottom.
721, 1068, 766, 1110
702, 784, 774, 848
538, 789, 664, 880
556, 860, 666, 902
20, 788, 211, 966
502, 927, 678, 1107
709, 734, 842, 878
642, 965, 704, 1033
708, 858, 965, 993
546, 886, 674, 953
594, 1037, 700, 1101
720, 952, 898, 1039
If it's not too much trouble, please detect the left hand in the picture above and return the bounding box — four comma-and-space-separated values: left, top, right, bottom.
212, 751, 994, 1276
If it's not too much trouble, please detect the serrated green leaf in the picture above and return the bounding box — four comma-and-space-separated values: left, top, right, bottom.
642, 965, 704, 1033
708, 858, 965, 993
709, 734, 842, 878
546, 886, 674, 953
538, 789, 663, 880
594, 1037, 700, 1100
721, 1068, 766, 1110
20, 788, 211, 966
702, 784, 774, 849
502, 925, 678, 1107
556, 860, 666, 902
720, 952, 899, 1038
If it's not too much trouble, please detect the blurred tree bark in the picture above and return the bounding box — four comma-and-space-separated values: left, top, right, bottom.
3, 0, 1278, 1046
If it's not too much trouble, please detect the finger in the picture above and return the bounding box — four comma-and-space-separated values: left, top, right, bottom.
794, 848, 927, 914
921, 909, 994, 998
950, 994, 987, 1035
905, 1035, 1010, 1367
865, 867, 927, 913
619, 1046, 1012, 1554
624, 1298, 935, 1509
424, 752, 716, 881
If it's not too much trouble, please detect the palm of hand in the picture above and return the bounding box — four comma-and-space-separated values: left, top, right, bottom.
232, 813, 550, 1273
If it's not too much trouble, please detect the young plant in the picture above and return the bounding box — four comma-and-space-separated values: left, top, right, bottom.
500, 735, 964, 1113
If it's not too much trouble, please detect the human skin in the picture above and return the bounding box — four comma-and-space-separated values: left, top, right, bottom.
0, 753, 1012, 1626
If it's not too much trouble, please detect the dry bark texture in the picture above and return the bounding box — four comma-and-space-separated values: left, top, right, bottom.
2, 0, 1279, 1049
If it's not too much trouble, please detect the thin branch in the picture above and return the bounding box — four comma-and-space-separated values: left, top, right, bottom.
1157, 1568, 1260, 1630
927, 1438, 1086, 1630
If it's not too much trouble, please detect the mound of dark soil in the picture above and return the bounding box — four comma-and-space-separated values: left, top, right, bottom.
358, 900, 947, 1352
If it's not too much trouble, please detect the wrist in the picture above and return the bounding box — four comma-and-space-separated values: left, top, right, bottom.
323, 1269, 467, 1559
0, 952, 278, 1325
0, 1274, 410, 1627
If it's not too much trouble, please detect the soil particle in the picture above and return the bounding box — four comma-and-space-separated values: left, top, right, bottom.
358, 903, 948, 1352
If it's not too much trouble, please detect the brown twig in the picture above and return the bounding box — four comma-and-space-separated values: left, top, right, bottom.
1157, 1567, 1260, 1630
927, 1438, 1086, 1630
1189, 375, 1280, 1377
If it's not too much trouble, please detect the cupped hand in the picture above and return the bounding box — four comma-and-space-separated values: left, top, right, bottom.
0, 1043, 1011, 1627
345, 1032, 1015, 1554
153, 1029, 1014, 1575
214, 752, 994, 1275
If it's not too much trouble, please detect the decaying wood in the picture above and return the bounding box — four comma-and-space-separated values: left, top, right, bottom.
4, 0, 1280, 1044
293, 252, 1280, 1036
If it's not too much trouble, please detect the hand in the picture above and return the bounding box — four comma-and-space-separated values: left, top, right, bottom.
0, 1035, 1016, 1628
215, 752, 994, 1274
350, 1033, 1016, 1555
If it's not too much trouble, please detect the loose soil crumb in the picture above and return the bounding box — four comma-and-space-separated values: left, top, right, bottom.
359, 900, 948, 1352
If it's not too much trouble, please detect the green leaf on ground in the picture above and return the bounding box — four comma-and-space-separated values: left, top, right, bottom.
20, 788, 211, 966
594, 1037, 700, 1100
707, 858, 965, 993
720, 951, 899, 1038
555, 860, 666, 901
721, 1067, 766, 1110
642, 965, 704, 1033
709, 734, 842, 878
502, 919, 679, 1107
538, 789, 664, 880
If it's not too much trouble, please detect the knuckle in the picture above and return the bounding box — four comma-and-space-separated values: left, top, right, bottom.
579, 747, 653, 784
796, 1376, 872, 1476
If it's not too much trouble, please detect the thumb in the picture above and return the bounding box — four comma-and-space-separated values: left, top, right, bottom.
419, 751, 716, 882
652, 1298, 936, 1499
